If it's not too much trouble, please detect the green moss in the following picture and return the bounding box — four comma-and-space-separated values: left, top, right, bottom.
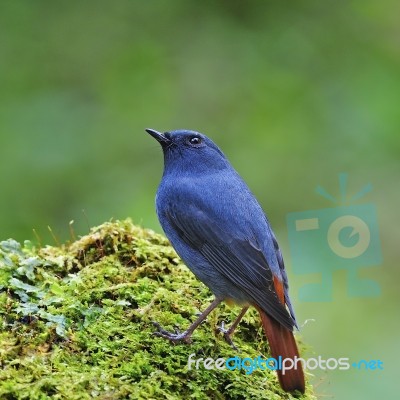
0, 219, 315, 399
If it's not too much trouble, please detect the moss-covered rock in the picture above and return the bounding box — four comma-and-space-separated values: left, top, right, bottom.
0, 219, 315, 399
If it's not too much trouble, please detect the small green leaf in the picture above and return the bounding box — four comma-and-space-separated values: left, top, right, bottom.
0, 252, 15, 267
23, 240, 35, 252
49, 282, 64, 296
40, 296, 64, 306
14, 289, 30, 302
17, 257, 42, 280
15, 302, 40, 315
40, 310, 67, 337
0, 239, 24, 256
116, 300, 131, 306
9, 277, 40, 293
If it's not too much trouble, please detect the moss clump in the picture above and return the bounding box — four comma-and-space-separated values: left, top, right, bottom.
0, 219, 315, 399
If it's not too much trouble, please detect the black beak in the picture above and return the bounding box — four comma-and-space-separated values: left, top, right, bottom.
145, 128, 170, 144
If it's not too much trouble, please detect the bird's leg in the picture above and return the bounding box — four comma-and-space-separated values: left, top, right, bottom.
218, 305, 249, 349
152, 298, 222, 344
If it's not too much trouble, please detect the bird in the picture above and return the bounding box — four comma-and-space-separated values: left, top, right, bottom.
146, 128, 305, 394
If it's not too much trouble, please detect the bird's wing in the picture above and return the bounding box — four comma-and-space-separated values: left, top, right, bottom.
164, 202, 295, 330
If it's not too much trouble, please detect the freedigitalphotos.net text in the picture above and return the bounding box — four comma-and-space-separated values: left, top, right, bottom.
187, 354, 383, 375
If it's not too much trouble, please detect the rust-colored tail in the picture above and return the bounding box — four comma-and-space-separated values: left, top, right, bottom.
256, 306, 305, 394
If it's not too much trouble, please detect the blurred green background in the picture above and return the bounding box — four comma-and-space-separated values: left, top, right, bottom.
1, 1, 399, 399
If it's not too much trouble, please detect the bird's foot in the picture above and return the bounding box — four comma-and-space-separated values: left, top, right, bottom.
152, 322, 192, 344
217, 321, 238, 351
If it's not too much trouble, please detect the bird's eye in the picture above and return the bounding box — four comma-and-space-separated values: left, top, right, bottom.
188, 136, 202, 146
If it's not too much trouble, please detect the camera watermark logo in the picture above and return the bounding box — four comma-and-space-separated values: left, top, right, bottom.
286, 173, 382, 301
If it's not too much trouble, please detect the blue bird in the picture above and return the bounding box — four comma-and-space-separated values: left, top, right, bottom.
146, 128, 305, 394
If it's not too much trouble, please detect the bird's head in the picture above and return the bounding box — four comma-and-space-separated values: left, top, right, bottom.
146, 129, 229, 174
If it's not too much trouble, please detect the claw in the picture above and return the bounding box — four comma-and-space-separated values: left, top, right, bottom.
217, 321, 238, 351
219, 321, 227, 333
152, 321, 192, 344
